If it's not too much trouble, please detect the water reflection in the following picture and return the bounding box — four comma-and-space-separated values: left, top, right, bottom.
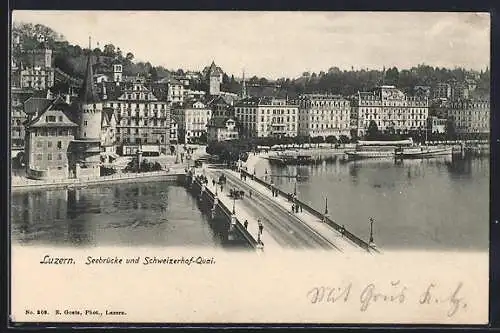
11, 182, 243, 248
255, 154, 489, 251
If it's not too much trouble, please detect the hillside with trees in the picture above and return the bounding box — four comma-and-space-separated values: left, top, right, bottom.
12, 22, 490, 100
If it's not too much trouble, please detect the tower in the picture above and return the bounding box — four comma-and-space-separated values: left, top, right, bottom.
71, 38, 103, 179
241, 69, 247, 99
209, 73, 221, 95
78, 49, 103, 141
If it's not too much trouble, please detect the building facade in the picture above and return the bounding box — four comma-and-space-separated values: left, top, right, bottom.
20, 66, 55, 90
207, 117, 239, 143
173, 100, 212, 143
433, 83, 452, 100
11, 88, 34, 151
351, 85, 429, 137
104, 80, 171, 153
24, 96, 78, 180
447, 99, 490, 136
234, 97, 298, 138
167, 79, 184, 104
101, 107, 118, 159
207, 95, 235, 119
170, 118, 178, 144
427, 116, 447, 134
298, 94, 351, 138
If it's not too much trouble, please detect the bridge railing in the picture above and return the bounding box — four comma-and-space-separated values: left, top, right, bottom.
192, 177, 259, 249
240, 169, 378, 253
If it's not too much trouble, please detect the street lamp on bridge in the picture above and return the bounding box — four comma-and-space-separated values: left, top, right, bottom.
322, 196, 328, 222
232, 196, 236, 215
369, 217, 374, 244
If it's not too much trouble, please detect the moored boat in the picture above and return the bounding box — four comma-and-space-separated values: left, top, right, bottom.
395, 146, 453, 159
345, 139, 413, 160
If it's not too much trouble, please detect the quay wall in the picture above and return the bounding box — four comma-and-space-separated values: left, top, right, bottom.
12, 170, 184, 192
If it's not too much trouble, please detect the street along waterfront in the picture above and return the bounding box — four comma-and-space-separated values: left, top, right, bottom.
252, 153, 489, 251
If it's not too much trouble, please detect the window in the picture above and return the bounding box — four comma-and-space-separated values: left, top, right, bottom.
57, 141, 62, 149
48, 141, 52, 148
36, 154, 42, 160
37, 141, 43, 148
59, 116, 63, 122
84, 120, 88, 126
47, 153, 52, 160
84, 132, 86, 137
46, 116, 56, 122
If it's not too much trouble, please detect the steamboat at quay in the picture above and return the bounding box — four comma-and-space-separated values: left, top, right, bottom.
265, 154, 318, 165
345, 138, 453, 160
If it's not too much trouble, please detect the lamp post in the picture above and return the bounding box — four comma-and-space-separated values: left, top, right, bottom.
322, 196, 328, 222
369, 217, 374, 244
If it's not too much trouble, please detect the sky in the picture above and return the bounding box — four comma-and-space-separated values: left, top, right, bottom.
12, 11, 490, 79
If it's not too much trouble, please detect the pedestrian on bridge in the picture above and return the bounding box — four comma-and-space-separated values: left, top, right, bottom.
212, 179, 216, 187
249, 190, 252, 198
258, 219, 263, 235
244, 220, 248, 229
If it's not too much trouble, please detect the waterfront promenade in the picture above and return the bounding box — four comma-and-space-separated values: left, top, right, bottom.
11, 168, 185, 192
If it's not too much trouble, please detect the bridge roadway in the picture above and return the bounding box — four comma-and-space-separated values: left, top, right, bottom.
204, 168, 342, 250
214, 168, 367, 253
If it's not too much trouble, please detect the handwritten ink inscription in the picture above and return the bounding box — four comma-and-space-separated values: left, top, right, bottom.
307, 281, 467, 317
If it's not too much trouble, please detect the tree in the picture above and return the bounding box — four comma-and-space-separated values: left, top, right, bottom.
445, 118, 457, 140
325, 135, 338, 147
339, 135, 350, 144
367, 120, 379, 139
126, 52, 134, 61
103, 44, 116, 57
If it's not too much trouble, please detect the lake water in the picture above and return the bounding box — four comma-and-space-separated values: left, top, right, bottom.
253, 154, 489, 251
11, 181, 246, 248
11, 154, 489, 251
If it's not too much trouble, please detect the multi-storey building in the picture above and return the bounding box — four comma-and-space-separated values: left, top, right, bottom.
447, 99, 490, 136
103, 80, 170, 154
234, 97, 298, 138
101, 107, 118, 159
19, 45, 54, 91
451, 81, 470, 101
351, 85, 429, 137
24, 96, 78, 180
427, 116, 447, 134
173, 100, 212, 143
167, 78, 184, 104
11, 88, 34, 151
433, 83, 452, 100
207, 117, 239, 143
20, 66, 55, 90
297, 94, 351, 138
206, 95, 235, 119
170, 118, 178, 144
